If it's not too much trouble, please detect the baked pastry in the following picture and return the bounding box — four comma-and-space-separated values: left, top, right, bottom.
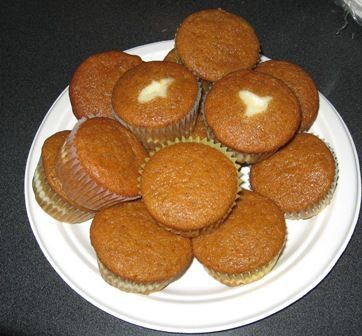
190, 113, 208, 139
175, 9, 260, 82
32, 131, 94, 223
90, 200, 193, 294
250, 133, 338, 219
203, 69, 301, 163
69, 51, 142, 119
57, 117, 148, 211
192, 190, 286, 286
163, 48, 181, 63
140, 138, 241, 237
256, 60, 319, 131
112, 61, 201, 149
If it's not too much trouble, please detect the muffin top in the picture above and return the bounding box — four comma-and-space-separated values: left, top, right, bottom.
90, 200, 193, 283
69, 117, 147, 197
204, 70, 301, 154
192, 190, 286, 274
256, 60, 319, 131
140, 141, 239, 234
250, 133, 336, 214
112, 61, 199, 128
69, 51, 142, 119
175, 9, 260, 82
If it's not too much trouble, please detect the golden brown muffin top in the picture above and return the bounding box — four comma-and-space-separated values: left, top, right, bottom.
90, 200, 193, 283
175, 9, 260, 82
69, 51, 142, 119
112, 61, 199, 128
250, 133, 336, 214
73, 117, 147, 197
192, 190, 286, 274
204, 70, 301, 153
256, 60, 319, 132
140, 142, 239, 232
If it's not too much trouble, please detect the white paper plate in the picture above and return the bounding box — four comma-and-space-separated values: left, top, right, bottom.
24, 40, 361, 333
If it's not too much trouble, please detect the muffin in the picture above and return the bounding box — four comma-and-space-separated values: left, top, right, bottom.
256, 60, 319, 131
192, 190, 286, 286
163, 48, 181, 63
250, 133, 338, 219
112, 61, 201, 149
90, 200, 193, 294
175, 9, 260, 82
32, 131, 94, 223
140, 138, 241, 237
57, 117, 148, 211
190, 113, 208, 139
203, 69, 301, 164
69, 51, 142, 119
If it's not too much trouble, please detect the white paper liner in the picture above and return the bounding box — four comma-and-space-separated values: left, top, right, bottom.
32, 159, 94, 223
139, 136, 243, 237
97, 259, 178, 295
113, 81, 202, 151
57, 117, 140, 211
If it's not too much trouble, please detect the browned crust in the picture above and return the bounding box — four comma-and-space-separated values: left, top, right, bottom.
69, 51, 142, 119
250, 133, 336, 213
192, 190, 286, 274
256, 60, 319, 131
90, 201, 193, 283
140, 142, 238, 232
204, 70, 301, 154
112, 61, 199, 128
175, 9, 260, 82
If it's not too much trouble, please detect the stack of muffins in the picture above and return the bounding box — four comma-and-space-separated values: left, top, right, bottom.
32, 9, 338, 294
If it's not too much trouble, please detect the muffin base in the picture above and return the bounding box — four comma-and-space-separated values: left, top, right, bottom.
113, 82, 202, 151
97, 259, 178, 295
203, 242, 285, 286
32, 159, 94, 223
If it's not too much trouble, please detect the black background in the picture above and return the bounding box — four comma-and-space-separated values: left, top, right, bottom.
1, 1, 361, 335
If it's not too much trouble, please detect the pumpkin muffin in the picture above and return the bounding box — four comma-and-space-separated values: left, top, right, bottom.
32, 131, 94, 223
90, 200, 193, 294
112, 61, 201, 150
163, 48, 181, 63
57, 117, 148, 211
250, 133, 338, 219
256, 60, 319, 131
140, 138, 241, 237
69, 50, 142, 119
203, 69, 301, 164
192, 190, 286, 286
175, 9, 260, 82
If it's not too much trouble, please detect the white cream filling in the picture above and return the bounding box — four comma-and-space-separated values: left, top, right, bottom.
239, 90, 272, 117
138, 78, 175, 103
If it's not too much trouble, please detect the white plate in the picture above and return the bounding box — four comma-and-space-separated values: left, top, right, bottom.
25, 40, 361, 333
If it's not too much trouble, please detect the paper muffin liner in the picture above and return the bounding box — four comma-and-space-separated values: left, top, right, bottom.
201, 91, 277, 165
139, 136, 243, 237
203, 238, 285, 286
284, 134, 339, 220
113, 81, 202, 151
57, 117, 140, 211
97, 258, 178, 295
32, 159, 94, 223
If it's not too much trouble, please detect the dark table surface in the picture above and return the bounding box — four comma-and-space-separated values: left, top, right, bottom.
1, 0, 361, 335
